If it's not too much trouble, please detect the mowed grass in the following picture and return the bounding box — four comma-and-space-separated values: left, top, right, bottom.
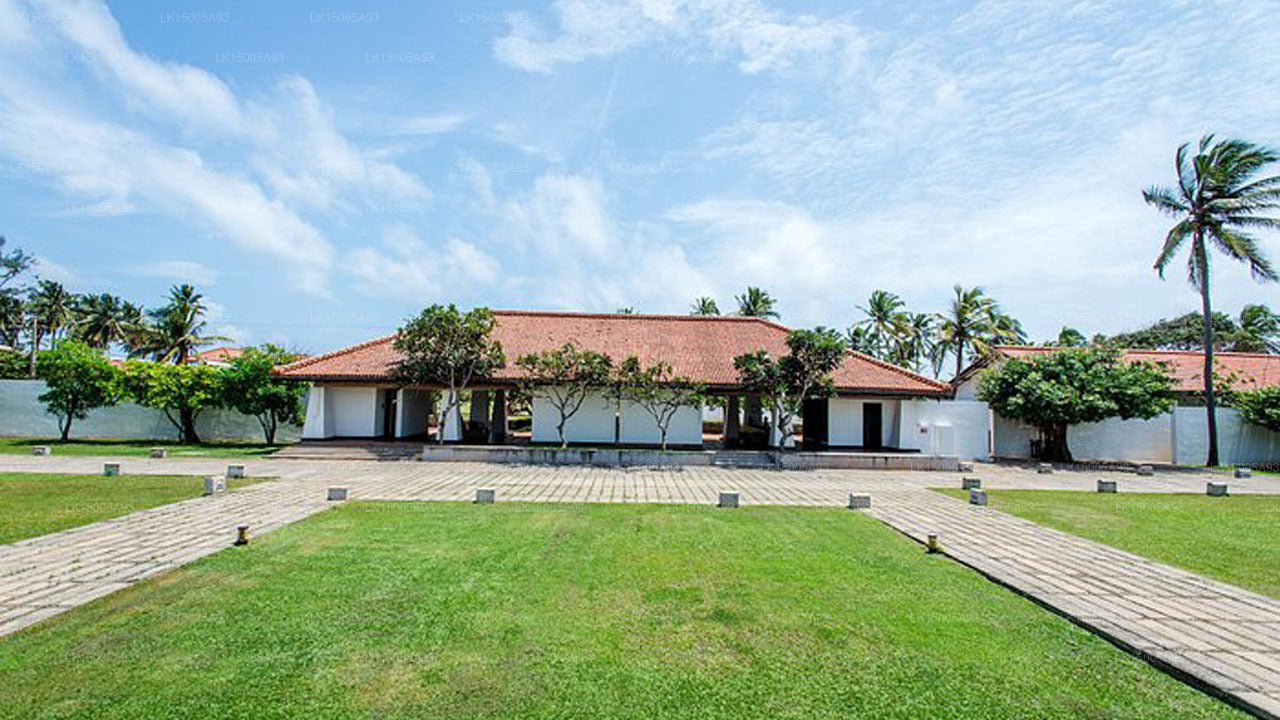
0, 502, 1244, 720
937, 489, 1280, 598
0, 473, 267, 544
0, 437, 285, 458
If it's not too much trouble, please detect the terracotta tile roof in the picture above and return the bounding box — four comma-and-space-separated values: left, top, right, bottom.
195, 346, 244, 364
987, 346, 1280, 393
275, 310, 950, 395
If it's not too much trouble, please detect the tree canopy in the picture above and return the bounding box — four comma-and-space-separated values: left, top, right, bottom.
35, 340, 121, 441
517, 343, 613, 448
219, 345, 305, 444
734, 327, 845, 448
122, 361, 223, 443
978, 347, 1176, 462
611, 357, 705, 451
1233, 387, 1280, 433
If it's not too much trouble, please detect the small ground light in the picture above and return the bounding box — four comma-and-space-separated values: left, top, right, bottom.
234, 524, 249, 546
926, 534, 941, 553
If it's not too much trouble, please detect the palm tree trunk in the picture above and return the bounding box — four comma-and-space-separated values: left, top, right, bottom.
1197, 238, 1220, 466
953, 344, 963, 381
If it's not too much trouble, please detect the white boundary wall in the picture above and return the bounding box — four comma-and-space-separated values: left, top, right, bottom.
899, 399, 992, 461
0, 378, 301, 442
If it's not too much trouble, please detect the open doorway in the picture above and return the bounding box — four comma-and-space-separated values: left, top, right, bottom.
862, 402, 883, 449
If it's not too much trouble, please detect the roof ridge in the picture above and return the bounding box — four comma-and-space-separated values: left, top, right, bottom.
491, 309, 789, 326
274, 334, 396, 374
1002, 345, 1280, 359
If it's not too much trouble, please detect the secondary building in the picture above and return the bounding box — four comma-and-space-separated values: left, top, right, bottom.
275, 310, 991, 458
955, 346, 1280, 465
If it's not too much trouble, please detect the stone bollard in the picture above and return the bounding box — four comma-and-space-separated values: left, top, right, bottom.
926, 534, 941, 554
234, 524, 250, 546
1136, 465, 1154, 477
1037, 463, 1053, 474
150, 448, 168, 459
957, 462, 974, 473
226, 464, 246, 479
1206, 482, 1228, 497
718, 491, 740, 509
848, 494, 871, 509
1235, 467, 1252, 479
962, 477, 982, 490
969, 489, 988, 506
103, 463, 120, 477
475, 488, 496, 504
1097, 479, 1117, 494
326, 487, 349, 501
32, 445, 51, 456
203, 476, 226, 496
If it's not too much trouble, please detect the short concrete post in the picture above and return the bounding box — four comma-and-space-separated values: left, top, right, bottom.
327, 487, 349, 501
1207, 482, 1228, 497
103, 463, 120, 477
475, 488, 496, 504
969, 489, 988, 506
31, 445, 51, 456
1097, 479, 1117, 494
1235, 467, 1252, 479
203, 476, 226, 495
957, 462, 974, 473
150, 447, 168, 459
962, 477, 981, 490
234, 524, 249, 546
226, 464, 246, 479
1037, 463, 1053, 474
926, 534, 941, 553
847, 494, 871, 509
718, 491, 739, 508
1136, 465, 1154, 477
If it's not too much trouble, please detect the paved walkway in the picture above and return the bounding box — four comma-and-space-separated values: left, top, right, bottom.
2, 456, 1279, 717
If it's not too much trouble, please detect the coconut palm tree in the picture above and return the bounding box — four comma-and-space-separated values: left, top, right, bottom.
1237, 304, 1280, 353
1144, 135, 1280, 466
844, 326, 877, 355
74, 293, 134, 349
148, 284, 227, 364
735, 287, 778, 319
933, 285, 1019, 379
891, 312, 936, 373
25, 280, 76, 376
856, 290, 909, 360
690, 297, 720, 315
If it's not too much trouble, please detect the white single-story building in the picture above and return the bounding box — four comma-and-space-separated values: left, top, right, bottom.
954, 346, 1280, 465
275, 310, 993, 459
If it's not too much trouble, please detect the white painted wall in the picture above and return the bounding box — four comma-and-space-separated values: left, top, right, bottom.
899, 399, 992, 461
827, 398, 901, 448
328, 386, 380, 438
1173, 407, 1280, 466
532, 390, 616, 445
0, 378, 301, 442
953, 376, 981, 401
396, 389, 432, 438
992, 414, 1035, 459
618, 400, 703, 446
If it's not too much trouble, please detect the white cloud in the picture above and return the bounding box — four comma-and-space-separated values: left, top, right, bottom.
501, 174, 616, 259
133, 260, 217, 286
344, 225, 501, 302
494, 0, 867, 78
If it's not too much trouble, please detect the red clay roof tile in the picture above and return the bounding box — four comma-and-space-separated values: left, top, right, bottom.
992, 346, 1280, 393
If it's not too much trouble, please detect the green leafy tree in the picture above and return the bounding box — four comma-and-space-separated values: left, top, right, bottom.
0, 291, 22, 348
1238, 304, 1280, 353
690, 297, 720, 315
611, 357, 706, 451
1233, 386, 1280, 432
0, 348, 27, 378
978, 347, 1176, 463
735, 286, 779, 319
0, 236, 34, 290
393, 304, 505, 445
1109, 311, 1240, 351
123, 361, 223, 443
35, 340, 122, 440
1050, 327, 1088, 347
144, 284, 227, 364
844, 326, 877, 355
220, 345, 305, 444
517, 343, 614, 448
733, 328, 845, 449
1144, 135, 1280, 465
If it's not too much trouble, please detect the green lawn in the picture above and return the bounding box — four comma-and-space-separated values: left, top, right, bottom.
0, 473, 267, 544
938, 489, 1280, 598
0, 502, 1243, 719
0, 437, 285, 458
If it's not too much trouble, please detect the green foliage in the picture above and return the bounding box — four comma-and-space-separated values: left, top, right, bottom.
1052, 327, 1087, 347
219, 345, 305, 443
734, 327, 845, 448
690, 296, 719, 315
517, 343, 613, 447
1107, 310, 1260, 351
394, 304, 505, 443
122, 361, 223, 443
0, 236, 34, 290
978, 347, 1175, 462
35, 340, 122, 440
0, 290, 22, 348
1234, 386, 1280, 432
734, 286, 779, 318
611, 357, 706, 450
934, 285, 1025, 379
0, 348, 28, 379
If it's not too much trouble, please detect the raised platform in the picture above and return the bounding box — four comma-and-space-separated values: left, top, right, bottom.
420, 445, 959, 471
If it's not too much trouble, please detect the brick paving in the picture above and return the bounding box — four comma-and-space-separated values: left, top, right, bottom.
2, 454, 1279, 717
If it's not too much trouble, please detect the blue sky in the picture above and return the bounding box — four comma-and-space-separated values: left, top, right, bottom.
2, 0, 1278, 355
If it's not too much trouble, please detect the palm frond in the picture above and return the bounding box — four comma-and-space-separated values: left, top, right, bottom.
1153, 219, 1192, 277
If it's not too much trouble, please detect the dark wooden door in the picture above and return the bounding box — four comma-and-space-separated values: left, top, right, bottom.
382, 389, 397, 438
862, 402, 883, 449
801, 398, 828, 449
